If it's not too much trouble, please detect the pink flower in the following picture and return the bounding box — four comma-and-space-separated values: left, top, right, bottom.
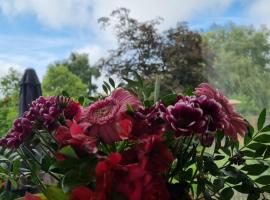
195, 83, 247, 140
82, 88, 140, 144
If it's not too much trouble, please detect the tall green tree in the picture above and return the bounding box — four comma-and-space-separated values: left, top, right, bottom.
98, 8, 207, 92
55, 53, 100, 95
42, 65, 88, 97
0, 68, 21, 136
204, 23, 270, 115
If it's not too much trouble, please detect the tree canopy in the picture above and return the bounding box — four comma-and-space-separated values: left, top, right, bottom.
97, 8, 207, 92
204, 23, 270, 115
42, 65, 88, 97
0, 68, 21, 136
54, 53, 100, 95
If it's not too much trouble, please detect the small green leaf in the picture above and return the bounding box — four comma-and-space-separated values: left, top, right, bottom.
213, 179, 224, 191
254, 134, 270, 143
59, 146, 78, 159
220, 187, 234, 200
241, 164, 269, 175
109, 78, 115, 88
247, 192, 260, 200
255, 175, 270, 185
263, 146, 270, 159
62, 91, 70, 98
257, 108, 266, 131
102, 84, 108, 94
160, 94, 177, 106
261, 124, 270, 133
45, 186, 68, 200
154, 76, 160, 103
247, 142, 266, 150
214, 155, 225, 160
12, 159, 20, 175
78, 96, 84, 105
262, 185, 270, 193
103, 81, 111, 92
241, 150, 255, 157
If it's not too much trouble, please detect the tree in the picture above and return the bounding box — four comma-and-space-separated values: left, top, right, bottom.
55, 53, 100, 95
97, 8, 207, 92
0, 68, 21, 136
42, 65, 88, 97
204, 23, 270, 115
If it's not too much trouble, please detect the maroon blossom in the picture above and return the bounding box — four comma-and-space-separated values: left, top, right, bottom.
164, 96, 205, 136
130, 102, 167, 139
195, 83, 247, 140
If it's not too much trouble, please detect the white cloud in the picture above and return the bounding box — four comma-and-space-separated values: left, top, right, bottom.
246, 0, 270, 27
0, 0, 92, 28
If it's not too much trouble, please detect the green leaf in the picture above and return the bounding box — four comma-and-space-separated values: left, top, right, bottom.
262, 185, 270, 193
203, 156, 220, 176
220, 188, 234, 200
154, 76, 160, 103
241, 150, 255, 157
59, 146, 78, 159
247, 192, 260, 200
255, 175, 270, 185
102, 84, 108, 94
62, 90, 70, 98
247, 142, 266, 150
261, 124, 270, 133
254, 134, 270, 143
12, 159, 20, 175
45, 186, 68, 200
257, 108, 266, 131
131, 70, 143, 88
103, 81, 111, 92
241, 164, 269, 175
214, 155, 225, 160
213, 179, 224, 191
160, 94, 177, 106
254, 145, 267, 157
78, 96, 84, 105
109, 78, 115, 88
263, 146, 270, 159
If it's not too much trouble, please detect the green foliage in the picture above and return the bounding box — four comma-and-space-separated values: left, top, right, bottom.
204, 23, 270, 115
42, 65, 88, 98
53, 53, 100, 95
0, 68, 21, 136
98, 8, 207, 92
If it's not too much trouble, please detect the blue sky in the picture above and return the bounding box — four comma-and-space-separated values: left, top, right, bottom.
0, 0, 269, 84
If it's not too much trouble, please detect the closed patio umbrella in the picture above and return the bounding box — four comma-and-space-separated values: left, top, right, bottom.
19, 68, 42, 116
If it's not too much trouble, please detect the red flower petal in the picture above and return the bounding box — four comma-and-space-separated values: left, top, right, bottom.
23, 193, 41, 200
70, 186, 95, 200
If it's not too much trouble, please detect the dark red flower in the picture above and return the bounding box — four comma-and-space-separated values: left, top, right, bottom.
23, 193, 41, 200
64, 101, 82, 121
130, 103, 167, 139
70, 186, 96, 200
136, 135, 173, 175
164, 96, 204, 136
195, 83, 247, 140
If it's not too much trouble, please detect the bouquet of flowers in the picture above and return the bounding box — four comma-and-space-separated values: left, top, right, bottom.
0, 76, 270, 200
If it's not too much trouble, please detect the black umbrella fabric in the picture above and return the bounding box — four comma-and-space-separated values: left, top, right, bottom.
19, 68, 42, 116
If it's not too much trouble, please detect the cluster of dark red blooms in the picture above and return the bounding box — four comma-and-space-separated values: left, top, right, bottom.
0, 84, 247, 200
